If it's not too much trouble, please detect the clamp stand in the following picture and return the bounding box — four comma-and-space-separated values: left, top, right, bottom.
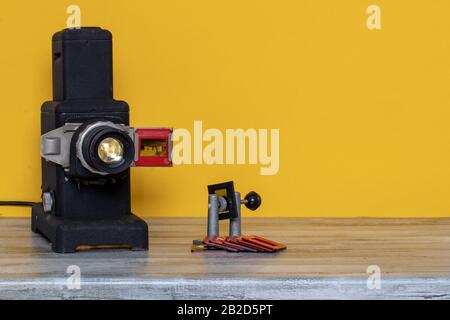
207, 191, 260, 238
199, 181, 286, 253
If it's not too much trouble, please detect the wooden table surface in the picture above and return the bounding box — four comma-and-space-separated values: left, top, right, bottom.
0, 217, 449, 299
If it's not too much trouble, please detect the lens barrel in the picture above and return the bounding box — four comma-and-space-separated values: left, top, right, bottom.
77, 122, 135, 175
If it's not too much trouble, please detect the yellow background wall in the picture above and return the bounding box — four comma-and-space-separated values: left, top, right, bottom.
1, 0, 450, 218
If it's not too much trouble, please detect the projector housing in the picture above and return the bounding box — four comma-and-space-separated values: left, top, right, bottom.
32, 27, 171, 253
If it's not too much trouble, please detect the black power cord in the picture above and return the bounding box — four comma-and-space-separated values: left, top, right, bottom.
0, 201, 40, 207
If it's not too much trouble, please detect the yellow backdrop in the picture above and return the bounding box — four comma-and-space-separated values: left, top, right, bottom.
1, 0, 450, 218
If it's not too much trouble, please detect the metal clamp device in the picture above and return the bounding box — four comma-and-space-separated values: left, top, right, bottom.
193, 181, 287, 253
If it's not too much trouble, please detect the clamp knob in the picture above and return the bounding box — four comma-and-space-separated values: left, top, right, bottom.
243, 191, 262, 211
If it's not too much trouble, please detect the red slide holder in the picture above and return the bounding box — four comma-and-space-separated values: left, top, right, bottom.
203, 236, 240, 252
239, 236, 287, 252
224, 237, 259, 252
134, 128, 173, 167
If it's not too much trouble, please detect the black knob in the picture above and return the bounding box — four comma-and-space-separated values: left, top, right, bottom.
244, 191, 262, 211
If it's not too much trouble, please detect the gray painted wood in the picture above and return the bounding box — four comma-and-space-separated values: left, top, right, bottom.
0, 217, 449, 299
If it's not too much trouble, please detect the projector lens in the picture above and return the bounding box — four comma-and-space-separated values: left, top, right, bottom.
77, 122, 135, 175
97, 137, 124, 163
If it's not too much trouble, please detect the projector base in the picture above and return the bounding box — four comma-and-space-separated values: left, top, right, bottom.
31, 205, 148, 253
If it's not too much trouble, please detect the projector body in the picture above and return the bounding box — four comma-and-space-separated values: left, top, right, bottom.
32, 27, 171, 253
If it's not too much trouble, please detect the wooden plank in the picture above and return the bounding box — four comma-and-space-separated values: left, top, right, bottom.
0, 217, 449, 299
